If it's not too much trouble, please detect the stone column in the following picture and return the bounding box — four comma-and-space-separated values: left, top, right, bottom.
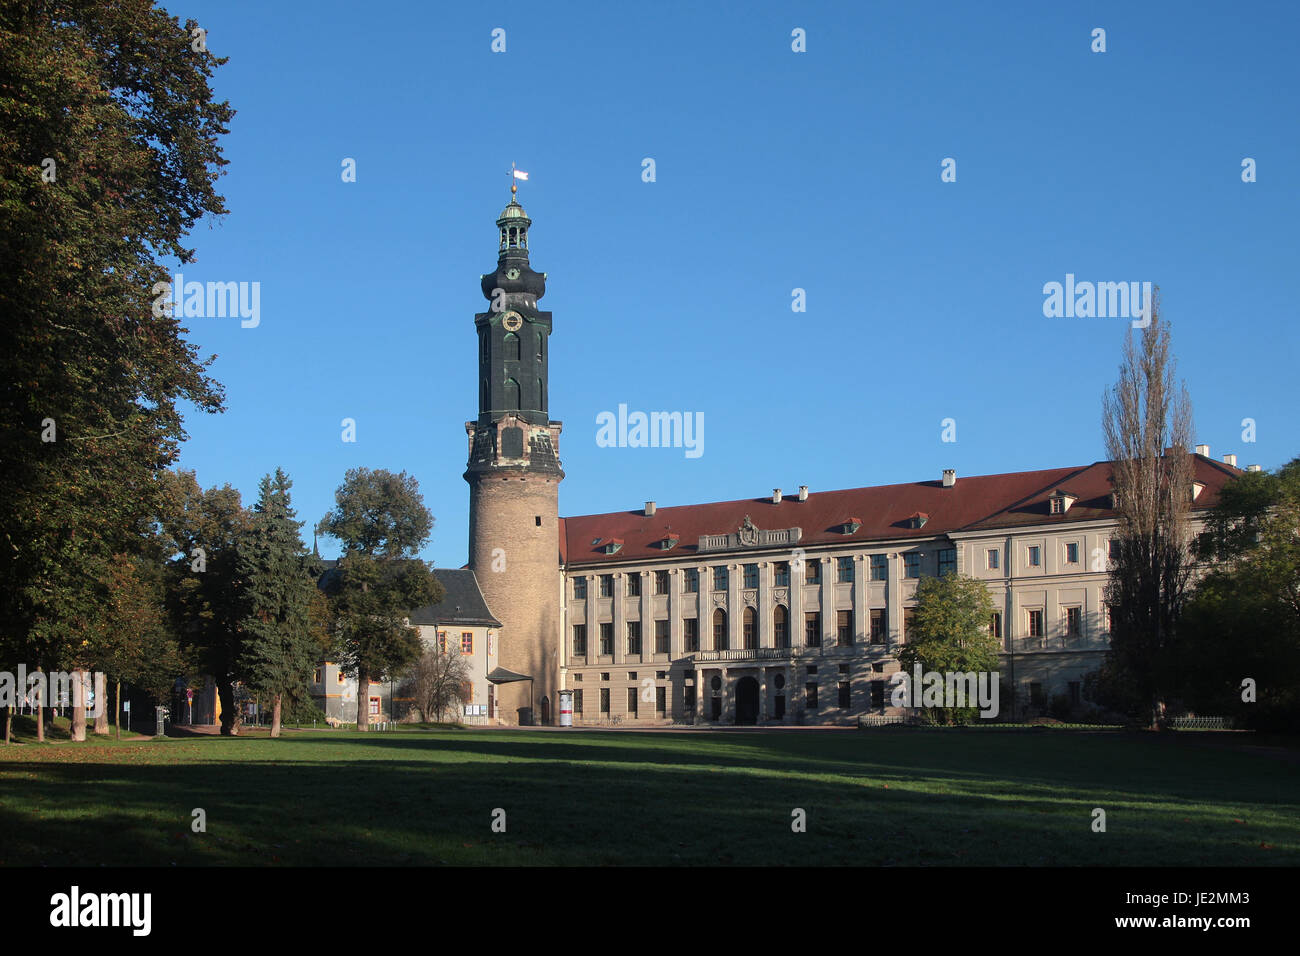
758, 561, 771, 648
613, 573, 625, 665
759, 668, 768, 723
721, 666, 731, 723
585, 575, 598, 667
888, 552, 902, 648
669, 567, 682, 659
820, 558, 834, 652
727, 564, 741, 650
853, 554, 867, 646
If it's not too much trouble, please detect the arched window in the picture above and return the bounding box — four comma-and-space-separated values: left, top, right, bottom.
538, 377, 544, 409
504, 378, 520, 410
743, 607, 757, 649
504, 331, 520, 361
713, 608, 728, 651
773, 605, 789, 649
499, 228, 507, 250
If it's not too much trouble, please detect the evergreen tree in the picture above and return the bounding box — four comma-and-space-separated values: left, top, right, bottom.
237, 469, 326, 738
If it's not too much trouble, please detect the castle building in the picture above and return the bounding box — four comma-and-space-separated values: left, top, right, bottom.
462, 192, 1248, 726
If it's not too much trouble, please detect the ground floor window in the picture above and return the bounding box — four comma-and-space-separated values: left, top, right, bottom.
838, 681, 851, 708
805, 683, 818, 709
870, 680, 884, 708
656, 685, 666, 715
626, 687, 639, 717
600, 688, 610, 714
573, 689, 583, 714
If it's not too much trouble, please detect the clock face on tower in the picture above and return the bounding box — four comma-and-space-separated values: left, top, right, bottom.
501, 311, 523, 331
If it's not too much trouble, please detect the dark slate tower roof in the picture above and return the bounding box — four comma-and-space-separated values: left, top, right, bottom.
316, 563, 501, 628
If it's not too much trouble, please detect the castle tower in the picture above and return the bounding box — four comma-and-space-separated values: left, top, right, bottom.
464, 188, 563, 725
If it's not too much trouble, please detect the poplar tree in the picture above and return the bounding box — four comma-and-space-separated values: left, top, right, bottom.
1099, 291, 1196, 728
237, 469, 325, 737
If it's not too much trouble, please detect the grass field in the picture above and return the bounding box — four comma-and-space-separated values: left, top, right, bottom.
1, 726, 1297, 866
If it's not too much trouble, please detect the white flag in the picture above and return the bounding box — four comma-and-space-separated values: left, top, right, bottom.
513, 169, 529, 180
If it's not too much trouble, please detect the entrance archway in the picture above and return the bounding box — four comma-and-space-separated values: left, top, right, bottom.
540, 695, 551, 726
735, 676, 759, 725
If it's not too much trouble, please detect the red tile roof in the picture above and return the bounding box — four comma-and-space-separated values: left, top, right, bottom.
558, 455, 1241, 568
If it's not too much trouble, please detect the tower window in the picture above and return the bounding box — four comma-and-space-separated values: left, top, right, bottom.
535, 516, 541, 526
504, 332, 520, 361
504, 378, 520, 410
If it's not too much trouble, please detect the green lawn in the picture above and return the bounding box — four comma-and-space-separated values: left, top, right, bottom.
1, 727, 1296, 866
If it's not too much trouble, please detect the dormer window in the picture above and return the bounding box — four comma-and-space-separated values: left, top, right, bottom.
1049, 490, 1077, 515
906, 512, 928, 530
659, 534, 680, 551
840, 517, 862, 535
602, 538, 624, 555
1191, 481, 1205, 501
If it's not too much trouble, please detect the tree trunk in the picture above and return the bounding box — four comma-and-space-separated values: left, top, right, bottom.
115, 681, 121, 740
93, 673, 108, 734
70, 669, 87, 742
35, 675, 44, 743
357, 675, 370, 730
3, 705, 10, 744
217, 678, 240, 736
270, 693, 282, 738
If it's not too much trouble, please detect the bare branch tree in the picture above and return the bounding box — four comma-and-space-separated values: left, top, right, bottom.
401, 644, 474, 723
1100, 288, 1196, 727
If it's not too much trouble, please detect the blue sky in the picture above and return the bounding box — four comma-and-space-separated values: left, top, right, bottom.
169, 0, 1300, 569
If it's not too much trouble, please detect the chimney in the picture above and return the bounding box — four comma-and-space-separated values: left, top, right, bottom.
644, 501, 655, 516
942, 469, 956, 488
1223, 454, 1237, 468
797, 486, 809, 502
772, 489, 782, 504
1194, 444, 1210, 457
1247, 464, 1262, 472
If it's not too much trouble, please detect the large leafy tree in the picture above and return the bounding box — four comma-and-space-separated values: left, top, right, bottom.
318, 468, 444, 730
0, 2, 231, 691
1178, 458, 1300, 730
157, 470, 251, 735
896, 573, 1000, 725
1099, 293, 1196, 727
237, 469, 327, 737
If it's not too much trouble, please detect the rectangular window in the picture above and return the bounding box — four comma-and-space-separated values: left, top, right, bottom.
599, 574, 613, 598
938, 548, 956, 576
627, 574, 641, 597
904, 553, 921, 579
805, 611, 822, 648
600, 688, 610, 714
838, 681, 851, 708
989, 611, 1002, 641
713, 613, 728, 651
654, 619, 669, 654
461, 632, 473, 654
837, 556, 854, 583
903, 607, 917, 641
684, 568, 699, 593
573, 577, 587, 600
683, 618, 699, 652
627, 621, 642, 656
870, 680, 884, 708
805, 561, 821, 584
599, 622, 613, 656
743, 563, 758, 589
627, 687, 638, 717
313, 668, 321, 684
572, 624, 587, 656
774, 562, 790, 587
1068, 681, 1081, 706
438, 631, 447, 654
805, 683, 819, 710
986, 548, 999, 570
1065, 542, 1079, 565
1108, 539, 1121, 560
837, 610, 854, 646
870, 554, 887, 581
369, 697, 381, 717
870, 608, 886, 644
1027, 546, 1041, 567
656, 685, 666, 714
742, 612, 756, 649
774, 611, 789, 648
713, 566, 728, 591
654, 570, 669, 594
1030, 682, 1045, 708
1065, 606, 1082, 638
574, 689, 584, 714
1027, 609, 1044, 637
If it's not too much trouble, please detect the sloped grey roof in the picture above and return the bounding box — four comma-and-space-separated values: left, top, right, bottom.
316, 561, 501, 628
